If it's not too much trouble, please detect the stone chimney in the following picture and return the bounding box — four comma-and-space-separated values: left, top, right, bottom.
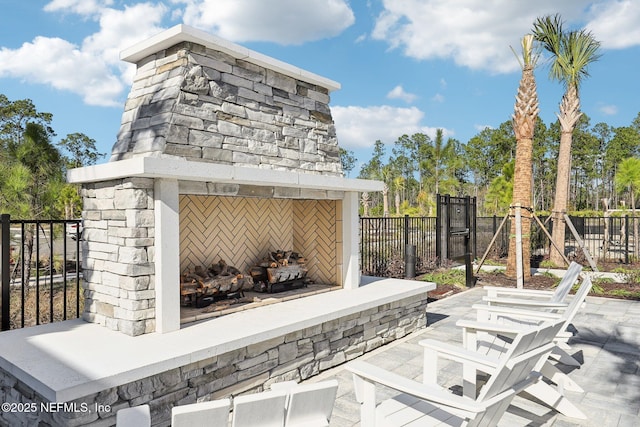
111, 24, 343, 177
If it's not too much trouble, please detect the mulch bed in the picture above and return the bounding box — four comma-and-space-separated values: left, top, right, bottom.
424, 269, 640, 302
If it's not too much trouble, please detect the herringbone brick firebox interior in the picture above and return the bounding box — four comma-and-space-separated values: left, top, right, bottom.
180, 195, 342, 286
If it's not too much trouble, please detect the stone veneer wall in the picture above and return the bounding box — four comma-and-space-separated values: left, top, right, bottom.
0, 296, 427, 427
81, 178, 156, 336
111, 40, 343, 177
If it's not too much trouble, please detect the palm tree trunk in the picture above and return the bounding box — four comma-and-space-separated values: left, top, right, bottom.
550, 129, 573, 265
506, 137, 533, 278
506, 40, 538, 279
382, 184, 390, 217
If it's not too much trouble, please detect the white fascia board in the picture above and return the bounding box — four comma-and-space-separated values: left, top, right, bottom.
67, 157, 383, 193
121, 24, 340, 92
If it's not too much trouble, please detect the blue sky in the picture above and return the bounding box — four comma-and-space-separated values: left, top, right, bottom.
1, 0, 639, 175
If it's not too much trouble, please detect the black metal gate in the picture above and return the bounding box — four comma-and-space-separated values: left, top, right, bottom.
435, 194, 476, 286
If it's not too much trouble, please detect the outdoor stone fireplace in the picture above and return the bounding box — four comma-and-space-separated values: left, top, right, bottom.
0, 26, 435, 426
68, 24, 381, 336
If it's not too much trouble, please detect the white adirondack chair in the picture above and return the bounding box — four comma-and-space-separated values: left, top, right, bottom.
460, 277, 594, 419
116, 404, 151, 427
171, 398, 231, 426
271, 379, 339, 426
231, 389, 288, 427
347, 319, 563, 427
482, 261, 582, 308
473, 275, 593, 369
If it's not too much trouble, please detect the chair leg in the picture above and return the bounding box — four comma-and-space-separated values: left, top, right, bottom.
524, 380, 587, 419
549, 347, 581, 367
540, 361, 584, 393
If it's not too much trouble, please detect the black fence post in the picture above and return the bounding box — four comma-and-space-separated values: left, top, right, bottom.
625, 215, 630, 264
445, 194, 451, 260
435, 194, 442, 264
403, 214, 416, 277
403, 214, 409, 250
1, 214, 10, 331
472, 198, 477, 259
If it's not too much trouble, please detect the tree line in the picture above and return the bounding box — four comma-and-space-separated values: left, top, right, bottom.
343, 112, 640, 217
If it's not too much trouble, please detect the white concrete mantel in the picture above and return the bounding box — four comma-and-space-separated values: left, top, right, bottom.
68, 156, 383, 193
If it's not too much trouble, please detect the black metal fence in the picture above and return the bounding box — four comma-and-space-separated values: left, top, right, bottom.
360, 215, 437, 276
361, 214, 640, 276
480, 215, 639, 264
0, 214, 82, 331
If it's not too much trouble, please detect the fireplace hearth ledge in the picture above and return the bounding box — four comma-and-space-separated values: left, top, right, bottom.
0, 277, 434, 403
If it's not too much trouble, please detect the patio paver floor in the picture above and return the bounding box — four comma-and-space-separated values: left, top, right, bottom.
305, 287, 640, 426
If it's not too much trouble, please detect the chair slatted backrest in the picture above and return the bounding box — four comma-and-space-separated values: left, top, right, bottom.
558, 276, 593, 329
550, 262, 583, 303
116, 404, 151, 427
284, 380, 339, 427
172, 399, 231, 427
471, 319, 564, 427
232, 389, 287, 427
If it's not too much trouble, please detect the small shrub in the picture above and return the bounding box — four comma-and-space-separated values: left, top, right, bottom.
421, 269, 467, 288
539, 260, 557, 269
614, 269, 640, 285
610, 289, 640, 298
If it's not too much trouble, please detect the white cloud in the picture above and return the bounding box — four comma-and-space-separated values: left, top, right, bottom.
82, 3, 168, 76
586, 1, 640, 49
44, 0, 113, 16
475, 124, 494, 132
0, 2, 167, 106
175, 0, 355, 44
332, 105, 441, 149
599, 104, 618, 115
431, 93, 445, 103
355, 33, 367, 44
371, 0, 588, 74
0, 36, 123, 107
387, 85, 417, 103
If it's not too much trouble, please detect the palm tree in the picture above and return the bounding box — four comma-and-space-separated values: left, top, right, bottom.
506, 34, 540, 280
615, 157, 640, 256
532, 14, 601, 266
393, 176, 405, 215
381, 165, 392, 217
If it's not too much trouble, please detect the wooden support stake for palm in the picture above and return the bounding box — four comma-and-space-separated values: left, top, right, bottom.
475, 213, 509, 274
515, 204, 524, 288
563, 214, 599, 272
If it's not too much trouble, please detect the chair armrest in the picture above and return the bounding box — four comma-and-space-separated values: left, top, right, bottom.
472, 304, 563, 321
484, 286, 556, 299
418, 338, 500, 371
346, 360, 486, 415
455, 319, 533, 336
482, 296, 569, 310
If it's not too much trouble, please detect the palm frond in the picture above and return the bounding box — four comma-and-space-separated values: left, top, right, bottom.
531, 13, 601, 89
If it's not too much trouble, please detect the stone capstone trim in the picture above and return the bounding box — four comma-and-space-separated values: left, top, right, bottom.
81, 177, 156, 336
0, 296, 427, 426
111, 41, 343, 177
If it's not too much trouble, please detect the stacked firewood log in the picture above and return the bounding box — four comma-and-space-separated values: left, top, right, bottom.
249, 250, 308, 292
180, 259, 253, 306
